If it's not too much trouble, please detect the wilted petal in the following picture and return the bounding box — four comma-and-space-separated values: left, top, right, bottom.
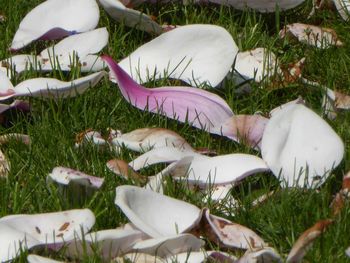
235, 247, 282, 263
0, 149, 10, 178
171, 154, 269, 186
333, 0, 350, 20
48, 167, 104, 188
28, 255, 64, 263
196, 0, 305, 12
111, 128, 194, 152
202, 209, 266, 250
261, 103, 344, 188
167, 250, 237, 263
221, 115, 269, 148
234, 48, 280, 83
65, 229, 144, 259
75, 130, 108, 148
107, 159, 147, 184
40, 28, 108, 71
0, 71, 106, 100
0, 133, 30, 145
99, 0, 163, 34
118, 24, 238, 86
279, 23, 343, 48
115, 185, 202, 237
132, 234, 204, 258
286, 219, 333, 262
10, 0, 100, 50
103, 56, 234, 133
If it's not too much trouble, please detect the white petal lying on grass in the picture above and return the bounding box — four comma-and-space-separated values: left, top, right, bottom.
115, 253, 165, 263
111, 128, 194, 152
118, 24, 238, 86
107, 159, 147, 183
115, 185, 202, 237
346, 247, 350, 258
167, 250, 237, 263
10, 0, 100, 50
0, 54, 39, 76
75, 130, 108, 148
28, 255, 64, 263
99, 0, 163, 34
40, 28, 108, 71
279, 23, 343, 48
221, 115, 269, 149
194, 0, 305, 12
286, 219, 333, 262
132, 234, 204, 258
233, 48, 280, 83
103, 56, 234, 134
0, 71, 106, 101
65, 228, 144, 260
236, 247, 282, 263
0, 209, 95, 262
0, 70, 14, 91
261, 103, 344, 188
0, 133, 30, 145
171, 153, 269, 186
129, 147, 198, 171
202, 209, 266, 250
48, 166, 104, 188
333, 0, 350, 20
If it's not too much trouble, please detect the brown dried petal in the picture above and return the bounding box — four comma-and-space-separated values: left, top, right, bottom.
107, 159, 147, 184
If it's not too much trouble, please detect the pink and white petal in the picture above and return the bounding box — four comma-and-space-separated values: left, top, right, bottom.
99, 0, 163, 35
262, 103, 344, 188
27, 255, 65, 263
115, 185, 202, 237
118, 24, 238, 86
103, 56, 233, 133
235, 247, 282, 263
0, 70, 15, 98
11, 0, 100, 50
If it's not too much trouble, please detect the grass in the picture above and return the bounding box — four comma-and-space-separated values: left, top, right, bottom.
1, 0, 350, 262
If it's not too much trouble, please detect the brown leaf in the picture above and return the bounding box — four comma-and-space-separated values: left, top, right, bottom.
287, 219, 333, 262
330, 172, 350, 216
107, 159, 147, 184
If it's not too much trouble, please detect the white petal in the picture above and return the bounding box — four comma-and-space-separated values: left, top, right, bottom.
132, 234, 204, 258
0, 71, 14, 95
40, 28, 108, 71
333, 0, 350, 20
167, 250, 237, 263
172, 154, 269, 186
115, 185, 202, 237
0, 54, 38, 77
262, 103, 344, 188
11, 0, 100, 50
118, 24, 238, 86
236, 247, 282, 263
99, 0, 163, 34
28, 255, 64, 263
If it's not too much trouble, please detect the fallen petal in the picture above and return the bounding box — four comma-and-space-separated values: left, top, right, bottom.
167, 250, 237, 263
279, 23, 343, 48
28, 255, 64, 263
11, 0, 100, 50
115, 185, 202, 237
286, 219, 333, 262
99, 0, 163, 34
0, 149, 10, 178
333, 0, 350, 20
261, 103, 344, 188
235, 247, 282, 263
118, 24, 238, 86
103, 56, 234, 133
107, 159, 147, 183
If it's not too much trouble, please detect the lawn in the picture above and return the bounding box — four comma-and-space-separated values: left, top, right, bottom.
1, 0, 350, 262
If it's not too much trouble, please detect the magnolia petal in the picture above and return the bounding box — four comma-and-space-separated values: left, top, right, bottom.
279, 23, 343, 48
203, 209, 266, 249
107, 159, 147, 183
0, 209, 95, 243
235, 247, 282, 263
261, 103, 344, 188
0, 133, 30, 145
115, 185, 202, 237
111, 128, 194, 152
0, 149, 10, 178
118, 24, 238, 86
132, 234, 204, 258
48, 167, 104, 188
234, 48, 280, 83
167, 250, 237, 263
0, 71, 106, 100
103, 56, 234, 133
346, 247, 350, 257
129, 147, 198, 171
171, 154, 269, 186
0, 222, 40, 262
196, 0, 305, 12
0, 100, 31, 116
80, 54, 106, 72
40, 28, 108, 71
269, 97, 305, 117
65, 229, 144, 259
28, 255, 64, 263
333, 0, 350, 20
115, 253, 165, 263
286, 219, 333, 262
0, 54, 38, 76
330, 171, 350, 216
10, 0, 100, 50
75, 130, 108, 148
221, 115, 269, 148
99, 0, 163, 34
0, 71, 14, 94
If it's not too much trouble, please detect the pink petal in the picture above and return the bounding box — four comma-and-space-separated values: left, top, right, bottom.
102, 56, 234, 133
